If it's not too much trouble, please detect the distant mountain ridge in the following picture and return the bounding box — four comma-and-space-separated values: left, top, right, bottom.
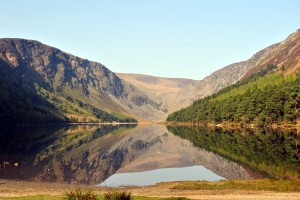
117, 73, 195, 114
118, 44, 279, 112
121, 29, 300, 113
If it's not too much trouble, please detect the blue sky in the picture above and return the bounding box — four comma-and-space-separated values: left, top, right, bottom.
0, 0, 299, 80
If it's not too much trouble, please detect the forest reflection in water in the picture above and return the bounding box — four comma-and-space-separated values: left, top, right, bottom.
0, 124, 136, 184
0, 124, 298, 186
167, 126, 300, 180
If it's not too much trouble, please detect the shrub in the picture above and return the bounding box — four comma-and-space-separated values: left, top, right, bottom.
65, 188, 97, 200
104, 191, 131, 200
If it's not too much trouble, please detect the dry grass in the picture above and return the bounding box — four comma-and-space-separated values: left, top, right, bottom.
168, 179, 300, 192
64, 188, 97, 200
104, 191, 131, 200
1, 179, 300, 200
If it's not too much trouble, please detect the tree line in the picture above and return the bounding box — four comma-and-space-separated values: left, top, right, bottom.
167, 65, 300, 126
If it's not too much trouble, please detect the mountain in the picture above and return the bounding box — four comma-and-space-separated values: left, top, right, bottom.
176, 44, 281, 107
244, 29, 300, 78
185, 29, 300, 111
120, 30, 300, 113
1, 29, 299, 124
166, 30, 300, 126
167, 70, 300, 126
0, 38, 168, 124
117, 73, 195, 114
179, 29, 300, 107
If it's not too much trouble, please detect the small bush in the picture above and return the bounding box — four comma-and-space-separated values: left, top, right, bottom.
104, 191, 131, 200
65, 188, 97, 200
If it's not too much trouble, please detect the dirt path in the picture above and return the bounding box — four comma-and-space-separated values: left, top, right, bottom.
0, 179, 300, 200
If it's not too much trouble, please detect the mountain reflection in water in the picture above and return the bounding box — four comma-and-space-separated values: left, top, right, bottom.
167, 126, 300, 180
1, 124, 298, 186
99, 165, 224, 187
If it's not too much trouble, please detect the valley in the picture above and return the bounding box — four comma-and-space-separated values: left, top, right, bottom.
0, 29, 300, 125
1, 1, 299, 200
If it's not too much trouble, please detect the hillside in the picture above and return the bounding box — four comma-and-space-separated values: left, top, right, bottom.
166, 29, 300, 124
244, 29, 300, 78
167, 66, 300, 126
0, 38, 168, 124
0, 30, 299, 124
120, 30, 300, 115
177, 43, 281, 107
173, 29, 300, 110
117, 73, 195, 114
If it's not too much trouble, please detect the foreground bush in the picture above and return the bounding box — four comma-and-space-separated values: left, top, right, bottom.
104, 191, 131, 200
65, 188, 97, 200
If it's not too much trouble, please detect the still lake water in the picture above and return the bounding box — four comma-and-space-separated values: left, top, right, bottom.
0, 124, 299, 186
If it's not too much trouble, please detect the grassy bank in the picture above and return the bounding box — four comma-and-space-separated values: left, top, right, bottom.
167, 179, 300, 192
1, 179, 300, 200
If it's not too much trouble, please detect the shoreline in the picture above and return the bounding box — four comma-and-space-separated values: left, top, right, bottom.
0, 179, 299, 200
163, 121, 300, 129
4, 120, 300, 129
0, 122, 152, 128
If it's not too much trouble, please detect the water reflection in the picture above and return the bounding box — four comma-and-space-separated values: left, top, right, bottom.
0, 124, 136, 184
167, 126, 300, 180
1, 124, 297, 186
108, 125, 259, 183
100, 166, 224, 187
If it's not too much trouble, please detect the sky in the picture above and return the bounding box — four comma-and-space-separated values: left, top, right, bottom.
0, 0, 299, 80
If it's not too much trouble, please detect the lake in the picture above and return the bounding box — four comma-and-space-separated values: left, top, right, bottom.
0, 124, 299, 186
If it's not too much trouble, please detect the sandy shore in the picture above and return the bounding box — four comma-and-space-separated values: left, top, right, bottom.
0, 179, 300, 200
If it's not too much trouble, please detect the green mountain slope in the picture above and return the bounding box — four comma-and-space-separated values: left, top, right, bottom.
1, 38, 170, 124
167, 30, 300, 126
167, 66, 300, 126
0, 59, 65, 124
0, 57, 136, 124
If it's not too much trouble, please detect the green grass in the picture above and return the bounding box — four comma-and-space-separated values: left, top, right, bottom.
169, 179, 300, 192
